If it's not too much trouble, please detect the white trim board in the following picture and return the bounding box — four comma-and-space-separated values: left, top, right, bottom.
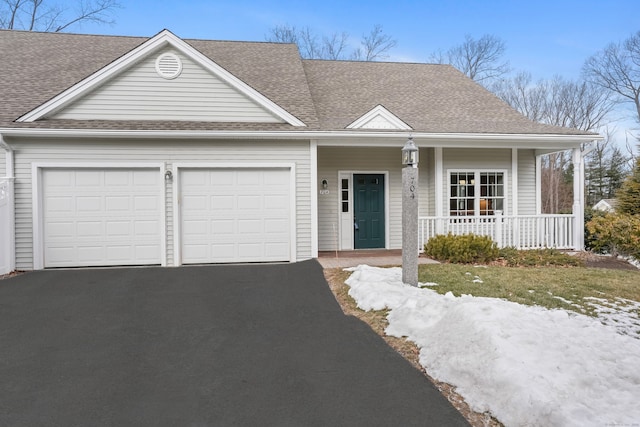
347, 105, 412, 130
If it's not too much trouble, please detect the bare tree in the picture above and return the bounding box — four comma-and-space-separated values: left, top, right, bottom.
321, 31, 349, 60
0, 0, 120, 32
493, 73, 615, 212
266, 24, 396, 61
583, 30, 640, 125
493, 72, 614, 131
430, 34, 510, 85
351, 24, 397, 61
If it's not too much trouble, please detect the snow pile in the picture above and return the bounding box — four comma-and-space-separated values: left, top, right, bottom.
585, 296, 640, 337
345, 265, 640, 427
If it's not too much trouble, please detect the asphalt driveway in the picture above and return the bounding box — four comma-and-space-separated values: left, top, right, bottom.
0, 260, 468, 426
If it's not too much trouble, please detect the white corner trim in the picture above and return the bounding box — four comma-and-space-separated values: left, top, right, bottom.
346, 105, 412, 130
17, 30, 306, 127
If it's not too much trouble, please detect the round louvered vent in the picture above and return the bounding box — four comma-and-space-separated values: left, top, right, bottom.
155, 53, 182, 79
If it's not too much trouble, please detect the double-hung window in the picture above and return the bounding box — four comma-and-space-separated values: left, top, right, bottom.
449, 171, 506, 216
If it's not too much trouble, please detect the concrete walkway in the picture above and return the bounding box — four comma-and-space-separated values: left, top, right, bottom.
318, 249, 440, 269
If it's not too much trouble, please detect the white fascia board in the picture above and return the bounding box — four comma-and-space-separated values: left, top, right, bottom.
0, 127, 601, 147
17, 30, 306, 127
346, 105, 412, 130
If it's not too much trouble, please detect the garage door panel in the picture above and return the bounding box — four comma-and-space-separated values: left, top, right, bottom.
77, 221, 103, 236
237, 195, 261, 210
76, 196, 102, 212
42, 168, 162, 268
238, 219, 262, 234
211, 195, 234, 209
180, 168, 291, 264
105, 196, 130, 211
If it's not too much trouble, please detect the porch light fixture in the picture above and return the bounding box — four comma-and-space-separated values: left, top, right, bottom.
402, 137, 419, 168
164, 170, 173, 181
322, 179, 328, 189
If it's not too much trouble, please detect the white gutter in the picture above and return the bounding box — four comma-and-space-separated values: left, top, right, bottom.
0, 127, 603, 146
0, 133, 14, 179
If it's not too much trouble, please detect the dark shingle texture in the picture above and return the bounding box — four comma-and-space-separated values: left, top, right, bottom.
0, 29, 591, 136
302, 60, 590, 135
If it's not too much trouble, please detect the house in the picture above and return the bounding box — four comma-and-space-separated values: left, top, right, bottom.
593, 198, 617, 213
0, 29, 601, 273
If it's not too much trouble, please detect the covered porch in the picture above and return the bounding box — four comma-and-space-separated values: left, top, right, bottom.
315, 139, 593, 255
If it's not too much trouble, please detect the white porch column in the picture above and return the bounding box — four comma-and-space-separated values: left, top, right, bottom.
434, 147, 443, 234
511, 148, 519, 248
511, 148, 518, 216
535, 154, 542, 215
310, 140, 319, 258
572, 148, 584, 250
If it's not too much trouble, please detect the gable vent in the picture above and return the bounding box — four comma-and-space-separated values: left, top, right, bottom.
155, 53, 183, 79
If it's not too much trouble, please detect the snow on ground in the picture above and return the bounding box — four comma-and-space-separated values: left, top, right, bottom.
345, 265, 640, 427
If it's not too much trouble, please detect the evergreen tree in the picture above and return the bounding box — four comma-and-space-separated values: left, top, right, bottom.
584, 139, 629, 206
616, 157, 640, 215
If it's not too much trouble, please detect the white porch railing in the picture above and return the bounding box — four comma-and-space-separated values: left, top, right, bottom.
419, 211, 575, 251
0, 178, 15, 275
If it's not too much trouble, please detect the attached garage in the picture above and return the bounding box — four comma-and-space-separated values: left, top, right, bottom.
177, 167, 294, 264
38, 167, 163, 268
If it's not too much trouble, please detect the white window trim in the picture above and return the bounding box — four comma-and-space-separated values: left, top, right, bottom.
171, 162, 297, 266
446, 169, 508, 217
31, 162, 167, 270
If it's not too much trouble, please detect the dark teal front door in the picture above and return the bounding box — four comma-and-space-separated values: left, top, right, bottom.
354, 174, 385, 249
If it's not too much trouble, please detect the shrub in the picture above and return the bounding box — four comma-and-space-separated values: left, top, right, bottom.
424, 233, 499, 264
497, 247, 583, 267
586, 213, 640, 259
584, 207, 607, 252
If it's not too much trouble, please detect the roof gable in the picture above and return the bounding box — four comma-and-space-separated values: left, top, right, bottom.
17, 30, 306, 126
346, 105, 412, 130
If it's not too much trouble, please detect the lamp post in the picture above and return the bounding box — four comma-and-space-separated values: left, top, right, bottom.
402, 137, 419, 286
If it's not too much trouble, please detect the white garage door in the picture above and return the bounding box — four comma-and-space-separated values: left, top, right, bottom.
180, 168, 291, 264
42, 168, 162, 267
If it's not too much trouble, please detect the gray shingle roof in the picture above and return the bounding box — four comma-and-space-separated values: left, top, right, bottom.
0, 29, 593, 136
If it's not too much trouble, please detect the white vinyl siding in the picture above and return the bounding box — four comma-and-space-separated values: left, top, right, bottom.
51, 48, 282, 123
10, 139, 311, 270
518, 149, 536, 215
0, 148, 6, 177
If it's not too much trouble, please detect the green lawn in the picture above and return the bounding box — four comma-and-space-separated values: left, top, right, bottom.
419, 264, 640, 317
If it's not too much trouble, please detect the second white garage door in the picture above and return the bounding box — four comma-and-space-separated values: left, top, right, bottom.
179, 168, 292, 264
